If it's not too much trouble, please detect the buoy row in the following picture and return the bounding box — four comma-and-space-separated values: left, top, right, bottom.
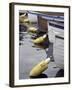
19, 13, 51, 78
20, 14, 38, 32
19, 14, 30, 27
30, 34, 50, 77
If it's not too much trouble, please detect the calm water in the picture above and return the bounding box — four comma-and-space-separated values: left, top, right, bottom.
19, 22, 64, 79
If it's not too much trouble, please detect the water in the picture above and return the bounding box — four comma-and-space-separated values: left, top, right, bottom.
19, 23, 64, 79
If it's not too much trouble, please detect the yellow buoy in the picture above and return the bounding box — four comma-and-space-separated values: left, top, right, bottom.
33, 34, 47, 44
24, 19, 30, 23
19, 13, 26, 22
23, 19, 30, 27
28, 27, 37, 33
23, 22, 30, 28
29, 57, 51, 77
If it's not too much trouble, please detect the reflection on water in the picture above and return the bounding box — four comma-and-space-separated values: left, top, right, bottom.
30, 73, 48, 79
19, 43, 23, 45
19, 23, 27, 32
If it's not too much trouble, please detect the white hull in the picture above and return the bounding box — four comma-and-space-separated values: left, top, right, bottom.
48, 22, 64, 69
